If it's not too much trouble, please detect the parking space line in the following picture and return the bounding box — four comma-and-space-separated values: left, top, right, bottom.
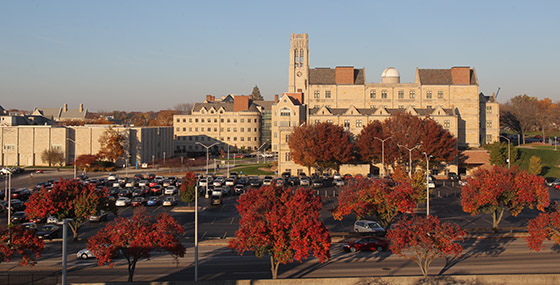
211, 217, 216, 224
230, 217, 234, 224
222, 232, 227, 239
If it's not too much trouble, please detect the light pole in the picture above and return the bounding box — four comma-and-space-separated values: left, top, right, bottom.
152, 155, 155, 169
194, 142, 218, 281
423, 152, 433, 216
227, 144, 230, 175
62, 218, 73, 285
163, 151, 166, 168
5, 170, 12, 224
66, 138, 77, 180
398, 144, 421, 178
374, 137, 392, 177
499, 135, 511, 169
555, 136, 557, 151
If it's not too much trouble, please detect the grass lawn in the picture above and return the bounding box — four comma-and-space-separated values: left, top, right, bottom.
515, 145, 560, 177
232, 163, 275, 176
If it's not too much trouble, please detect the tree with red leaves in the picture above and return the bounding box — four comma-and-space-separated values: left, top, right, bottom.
289, 122, 354, 173
229, 185, 331, 279
527, 212, 560, 252
87, 209, 185, 282
461, 166, 549, 230
25, 179, 109, 240
355, 120, 385, 163
180, 171, 198, 202
388, 215, 465, 277
75, 154, 99, 171
333, 167, 422, 229
0, 225, 44, 266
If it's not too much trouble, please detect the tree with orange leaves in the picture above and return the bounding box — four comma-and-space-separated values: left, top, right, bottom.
97, 127, 126, 163
461, 166, 549, 230
0, 225, 44, 266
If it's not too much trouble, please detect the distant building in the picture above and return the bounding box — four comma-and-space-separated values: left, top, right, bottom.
32, 104, 88, 121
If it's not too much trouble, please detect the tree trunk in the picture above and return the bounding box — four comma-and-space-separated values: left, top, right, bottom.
69, 221, 81, 241
270, 256, 280, 279
127, 257, 138, 282
492, 208, 505, 231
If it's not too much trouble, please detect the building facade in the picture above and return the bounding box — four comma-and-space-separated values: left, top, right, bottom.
0, 125, 173, 167
275, 33, 500, 175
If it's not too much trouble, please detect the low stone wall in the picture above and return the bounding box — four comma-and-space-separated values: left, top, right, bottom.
76, 274, 560, 285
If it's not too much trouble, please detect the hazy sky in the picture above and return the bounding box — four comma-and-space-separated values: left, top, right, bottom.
1, 0, 559, 112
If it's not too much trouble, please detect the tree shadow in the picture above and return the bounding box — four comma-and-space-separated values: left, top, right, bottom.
438, 237, 514, 275
415, 276, 483, 285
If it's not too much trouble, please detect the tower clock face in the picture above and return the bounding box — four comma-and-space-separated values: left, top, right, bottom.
296, 71, 302, 77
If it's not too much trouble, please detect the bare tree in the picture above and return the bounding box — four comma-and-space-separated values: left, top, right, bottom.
173, 103, 193, 115
500, 94, 539, 144
41, 147, 65, 166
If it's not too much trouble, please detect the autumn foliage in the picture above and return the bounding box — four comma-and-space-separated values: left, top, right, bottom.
229, 185, 331, 279
180, 171, 198, 202
461, 166, 549, 230
97, 127, 126, 163
288, 122, 354, 173
25, 179, 109, 240
88, 209, 186, 282
0, 225, 44, 266
333, 169, 422, 229
75, 154, 99, 171
388, 215, 465, 277
526, 212, 560, 251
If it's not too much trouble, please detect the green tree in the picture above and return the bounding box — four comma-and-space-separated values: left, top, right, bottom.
250, 85, 263, 101
40, 147, 65, 167
485, 142, 518, 167
529, 155, 543, 175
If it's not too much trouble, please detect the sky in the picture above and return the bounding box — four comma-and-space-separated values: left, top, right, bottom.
1, 0, 559, 112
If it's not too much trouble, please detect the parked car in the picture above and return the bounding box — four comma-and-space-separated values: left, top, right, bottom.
11, 211, 28, 224
146, 196, 160, 206
164, 186, 178, 195
342, 237, 389, 253
88, 210, 108, 222
334, 178, 345, 187
21, 222, 38, 231
312, 179, 324, 188
210, 195, 222, 206
300, 177, 311, 187
162, 196, 177, 207
263, 176, 274, 185
47, 215, 63, 224
343, 174, 353, 180
36, 225, 60, 240
234, 184, 245, 195
150, 185, 163, 195
225, 178, 236, 187
275, 178, 286, 187
238, 177, 248, 186
545, 177, 560, 187
77, 248, 95, 259
333, 173, 342, 180
448, 172, 459, 182
353, 220, 386, 236
249, 178, 262, 187
115, 197, 131, 207
131, 196, 146, 206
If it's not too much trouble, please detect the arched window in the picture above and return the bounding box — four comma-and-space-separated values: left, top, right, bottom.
294, 49, 298, 65
299, 49, 304, 66
280, 108, 291, 117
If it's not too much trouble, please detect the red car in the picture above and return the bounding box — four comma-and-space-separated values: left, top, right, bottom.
150, 185, 162, 195
233, 154, 245, 158
131, 197, 146, 206
343, 174, 353, 180
342, 237, 389, 253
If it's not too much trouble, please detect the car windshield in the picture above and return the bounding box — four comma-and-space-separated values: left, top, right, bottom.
367, 222, 380, 228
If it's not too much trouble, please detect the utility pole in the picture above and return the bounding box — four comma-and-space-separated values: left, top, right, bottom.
423, 152, 433, 216
397, 144, 421, 178
374, 137, 392, 177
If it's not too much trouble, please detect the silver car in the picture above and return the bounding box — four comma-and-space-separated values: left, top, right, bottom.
77, 248, 95, 259
353, 220, 385, 235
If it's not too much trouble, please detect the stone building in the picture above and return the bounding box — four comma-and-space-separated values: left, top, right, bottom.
274, 33, 500, 175
32, 104, 88, 121
0, 125, 173, 167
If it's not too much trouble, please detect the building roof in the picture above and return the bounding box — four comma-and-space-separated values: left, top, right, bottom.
417, 68, 476, 85
460, 149, 490, 165
33, 105, 88, 121
253, 100, 275, 111
309, 107, 454, 116
309, 68, 365, 85
192, 101, 260, 113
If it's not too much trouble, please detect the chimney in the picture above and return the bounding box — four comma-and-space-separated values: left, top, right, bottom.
234, 95, 250, 112
79, 104, 84, 112
249, 95, 254, 100
274, 94, 279, 103
63, 104, 68, 112
206, 95, 214, 102
335, 66, 354, 84
451, 67, 471, 85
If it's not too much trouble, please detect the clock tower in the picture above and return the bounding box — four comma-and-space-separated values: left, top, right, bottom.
289, 33, 309, 98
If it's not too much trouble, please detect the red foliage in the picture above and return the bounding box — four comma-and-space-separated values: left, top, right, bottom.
75, 154, 99, 170
461, 166, 549, 229
527, 212, 560, 251
333, 173, 420, 229
388, 215, 465, 277
229, 185, 331, 279
356, 120, 385, 162
0, 225, 44, 266
288, 122, 354, 173
25, 179, 109, 240
87, 209, 185, 282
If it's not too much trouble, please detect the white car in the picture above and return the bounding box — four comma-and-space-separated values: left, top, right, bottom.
77, 248, 95, 259
334, 178, 345, 186
164, 186, 177, 195
225, 178, 235, 186
115, 197, 131, 207
47, 215, 63, 224
162, 196, 177, 207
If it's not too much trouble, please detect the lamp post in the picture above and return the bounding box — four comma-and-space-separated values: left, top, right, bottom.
227, 144, 230, 175
555, 136, 557, 151
423, 152, 433, 216
374, 137, 392, 177
163, 151, 166, 168
152, 155, 155, 169
5, 170, 12, 224
397, 144, 421, 178
194, 142, 218, 281
66, 138, 76, 180
499, 135, 511, 169
257, 142, 267, 164
62, 218, 74, 285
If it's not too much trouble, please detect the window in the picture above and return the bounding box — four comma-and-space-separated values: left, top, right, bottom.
195, 118, 198, 123
274, 121, 277, 126
176, 127, 179, 131
182, 119, 186, 122
280, 108, 291, 117
227, 128, 230, 132
176, 119, 180, 122
221, 118, 224, 123
438, 90, 444, 99
227, 119, 230, 123
285, 152, 291, 161
325, 90, 331, 98
486, 106, 492, 113
214, 118, 217, 123
409, 90, 415, 98
189, 137, 192, 141
398, 105, 404, 109
381, 90, 387, 99
201, 137, 204, 141
327, 119, 333, 123
241, 118, 244, 123
356, 120, 362, 128
487, 121, 492, 128
214, 128, 217, 132
210, 110, 214, 114
234, 119, 237, 123
183, 127, 186, 131
486, 134, 493, 143
189, 127, 192, 131
314, 90, 320, 98
274, 133, 278, 138
220, 128, 224, 132
201, 118, 204, 123
240, 137, 244, 141
248, 137, 251, 141
195, 127, 198, 131
444, 120, 450, 129
344, 120, 350, 128
370, 90, 376, 99
427, 105, 432, 109
426, 90, 432, 99
398, 90, 404, 99
233, 128, 237, 132
241, 128, 244, 132
285, 134, 290, 143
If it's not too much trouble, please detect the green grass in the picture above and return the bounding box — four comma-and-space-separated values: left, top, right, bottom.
515, 145, 560, 177
231, 163, 275, 176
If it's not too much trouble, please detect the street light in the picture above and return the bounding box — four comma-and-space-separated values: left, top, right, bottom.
423, 152, 433, 216
5, 170, 12, 224
374, 137, 392, 177
66, 138, 77, 180
397, 144, 421, 178
257, 142, 267, 164
194, 141, 218, 282
62, 218, 74, 285
499, 135, 511, 169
